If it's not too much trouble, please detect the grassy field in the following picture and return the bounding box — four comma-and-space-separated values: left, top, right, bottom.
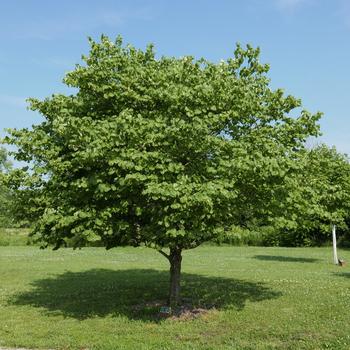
0, 228, 32, 246
0, 245, 350, 349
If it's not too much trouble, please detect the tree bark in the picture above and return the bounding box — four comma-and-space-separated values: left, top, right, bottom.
168, 247, 182, 307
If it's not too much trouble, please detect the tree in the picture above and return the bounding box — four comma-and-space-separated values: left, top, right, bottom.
0, 147, 13, 227
267, 145, 350, 246
4, 36, 321, 306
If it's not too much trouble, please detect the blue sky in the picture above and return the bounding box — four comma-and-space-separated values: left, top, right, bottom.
1, 0, 349, 155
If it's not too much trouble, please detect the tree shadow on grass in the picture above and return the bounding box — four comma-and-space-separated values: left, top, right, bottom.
334, 272, 350, 278
10, 269, 281, 321
253, 255, 320, 263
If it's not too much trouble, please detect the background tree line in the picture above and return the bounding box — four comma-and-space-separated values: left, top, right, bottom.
217, 144, 350, 247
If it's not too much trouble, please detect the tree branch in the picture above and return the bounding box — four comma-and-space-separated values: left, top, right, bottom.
158, 249, 170, 260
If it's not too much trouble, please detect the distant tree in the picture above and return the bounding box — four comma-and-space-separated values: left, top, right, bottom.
268, 145, 350, 246
0, 147, 13, 227
4, 36, 321, 306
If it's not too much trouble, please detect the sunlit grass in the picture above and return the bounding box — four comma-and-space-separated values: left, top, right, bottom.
0, 228, 31, 246
0, 245, 349, 349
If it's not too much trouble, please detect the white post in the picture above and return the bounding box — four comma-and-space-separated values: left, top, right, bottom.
332, 224, 338, 265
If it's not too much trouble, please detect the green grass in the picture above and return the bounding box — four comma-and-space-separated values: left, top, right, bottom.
0, 228, 32, 246
0, 246, 350, 349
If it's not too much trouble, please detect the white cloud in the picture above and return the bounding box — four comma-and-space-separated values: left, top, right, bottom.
278, 0, 305, 6
275, 0, 307, 12
5, 8, 153, 41
338, 0, 350, 28
276, 0, 350, 28
30, 57, 76, 70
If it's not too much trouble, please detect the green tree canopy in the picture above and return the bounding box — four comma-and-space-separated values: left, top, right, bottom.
0, 147, 11, 173
0, 147, 13, 227
4, 36, 321, 305
268, 145, 350, 246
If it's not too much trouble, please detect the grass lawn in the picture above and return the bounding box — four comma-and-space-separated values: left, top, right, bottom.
0, 245, 350, 349
0, 228, 31, 246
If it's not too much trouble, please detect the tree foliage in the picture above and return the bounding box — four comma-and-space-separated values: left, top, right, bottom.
0, 147, 13, 227
266, 145, 350, 246
4, 36, 322, 304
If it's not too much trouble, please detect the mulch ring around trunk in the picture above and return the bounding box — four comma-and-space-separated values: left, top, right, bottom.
132, 300, 217, 320
169, 305, 217, 320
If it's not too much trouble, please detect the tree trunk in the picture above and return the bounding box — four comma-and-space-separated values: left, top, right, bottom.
168, 247, 182, 307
